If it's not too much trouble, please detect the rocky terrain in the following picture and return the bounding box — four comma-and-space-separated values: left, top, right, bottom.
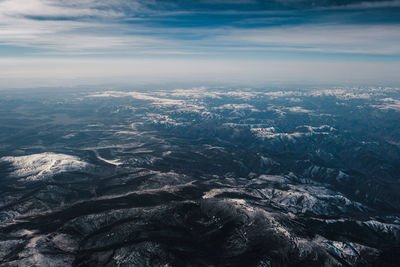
0, 86, 399, 266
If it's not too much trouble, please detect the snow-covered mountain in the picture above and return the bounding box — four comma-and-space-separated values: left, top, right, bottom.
0, 86, 399, 266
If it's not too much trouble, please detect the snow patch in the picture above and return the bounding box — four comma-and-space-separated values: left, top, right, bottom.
1, 152, 88, 181
88, 91, 184, 106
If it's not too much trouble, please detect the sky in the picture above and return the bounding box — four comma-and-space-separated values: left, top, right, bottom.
0, 0, 400, 88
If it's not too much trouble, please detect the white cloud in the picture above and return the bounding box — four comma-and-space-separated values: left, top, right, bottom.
0, 0, 139, 18
215, 24, 400, 55
0, 1, 399, 56
0, 0, 169, 53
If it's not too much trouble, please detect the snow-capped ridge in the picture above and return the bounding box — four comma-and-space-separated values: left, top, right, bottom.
1, 152, 89, 181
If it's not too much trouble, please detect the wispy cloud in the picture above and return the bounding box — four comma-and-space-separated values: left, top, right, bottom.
320, 0, 400, 10
0, 0, 145, 18
1, 13, 400, 56
0, 0, 170, 53
200, 0, 257, 4
0, 0, 400, 86
214, 24, 400, 55
0, 0, 399, 55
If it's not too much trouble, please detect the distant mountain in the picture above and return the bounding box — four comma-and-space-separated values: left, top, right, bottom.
0, 86, 399, 266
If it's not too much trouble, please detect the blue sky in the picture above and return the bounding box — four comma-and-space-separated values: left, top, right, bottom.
0, 0, 400, 88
